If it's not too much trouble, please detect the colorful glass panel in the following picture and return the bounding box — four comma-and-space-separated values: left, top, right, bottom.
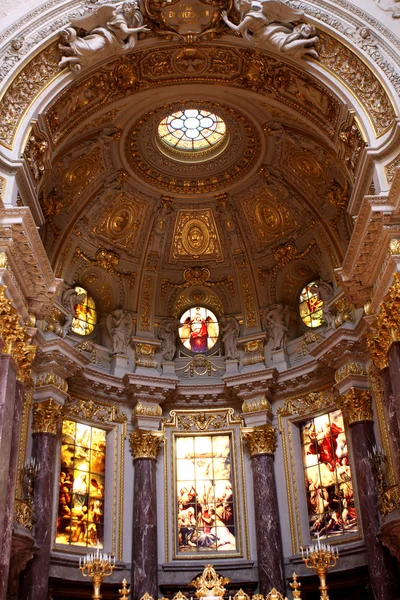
71, 286, 97, 336
179, 307, 219, 354
299, 282, 324, 328
176, 434, 236, 554
300, 410, 358, 540
56, 420, 106, 547
158, 109, 226, 152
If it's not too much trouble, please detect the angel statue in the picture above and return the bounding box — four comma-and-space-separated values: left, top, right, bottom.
310, 281, 335, 327
158, 318, 180, 362
62, 287, 86, 337
222, 0, 319, 60
263, 303, 290, 350
220, 315, 240, 360
59, 1, 149, 71
106, 308, 134, 355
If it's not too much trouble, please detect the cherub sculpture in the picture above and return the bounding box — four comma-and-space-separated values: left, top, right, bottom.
59, 1, 148, 71
220, 315, 240, 360
106, 308, 133, 355
263, 303, 290, 350
222, 0, 319, 59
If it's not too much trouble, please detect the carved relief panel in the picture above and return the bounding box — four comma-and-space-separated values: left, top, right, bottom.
94, 192, 145, 253
170, 209, 224, 263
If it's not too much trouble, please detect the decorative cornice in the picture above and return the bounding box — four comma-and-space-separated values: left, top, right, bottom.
129, 429, 164, 460
335, 387, 373, 424
32, 398, 63, 435
242, 423, 277, 456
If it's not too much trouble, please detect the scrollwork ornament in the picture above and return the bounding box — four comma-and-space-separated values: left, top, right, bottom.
335, 388, 373, 425
129, 429, 164, 460
242, 423, 277, 456
32, 398, 63, 435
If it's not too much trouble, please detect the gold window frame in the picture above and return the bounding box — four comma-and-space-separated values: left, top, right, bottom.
163, 408, 249, 562
52, 395, 127, 560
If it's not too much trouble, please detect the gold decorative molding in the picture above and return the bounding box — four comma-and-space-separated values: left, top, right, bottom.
277, 389, 335, 420
379, 484, 400, 517
14, 499, 33, 530
36, 371, 68, 393
385, 153, 400, 184
170, 209, 223, 263
162, 266, 233, 300
134, 342, 158, 369
164, 408, 241, 431
318, 32, 395, 137
242, 187, 297, 247
175, 354, 225, 378
242, 424, 277, 456
75, 247, 135, 289
0, 42, 61, 149
190, 564, 229, 598
240, 272, 257, 328
367, 273, 400, 370
140, 276, 153, 331
241, 339, 264, 366
94, 192, 145, 250
32, 398, 63, 435
334, 361, 367, 383
63, 395, 127, 426
242, 396, 270, 414
133, 401, 162, 417
129, 429, 164, 460
335, 387, 373, 424
58, 146, 104, 199
259, 239, 319, 281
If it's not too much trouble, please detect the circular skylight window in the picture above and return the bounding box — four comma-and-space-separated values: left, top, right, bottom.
158, 109, 226, 152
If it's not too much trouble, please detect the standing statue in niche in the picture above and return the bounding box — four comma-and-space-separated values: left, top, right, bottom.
310, 281, 335, 327
263, 304, 290, 350
158, 318, 180, 361
59, 1, 149, 71
220, 316, 240, 360
106, 308, 133, 355
222, 0, 319, 59
62, 287, 86, 338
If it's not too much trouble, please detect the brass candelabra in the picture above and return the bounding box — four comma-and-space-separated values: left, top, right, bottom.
301, 539, 339, 600
79, 544, 116, 599
22, 457, 39, 506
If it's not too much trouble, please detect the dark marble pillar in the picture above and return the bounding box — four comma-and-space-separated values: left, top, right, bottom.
388, 342, 400, 434
242, 424, 285, 596
381, 368, 400, 483
20, 399, 63, 600
0, 380, 24, 600
337, 389, 399, 600
0, 355, 18, 538
130, 430, 164, 600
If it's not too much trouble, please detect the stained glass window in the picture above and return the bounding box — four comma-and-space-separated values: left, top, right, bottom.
158, 109, 226, 152
71, 286, 97, 336
300, 410, 358, 540
179, 307, 219, 354
56, 420, 106, 547
176, 434, 236, 554
299, 282, 324, 328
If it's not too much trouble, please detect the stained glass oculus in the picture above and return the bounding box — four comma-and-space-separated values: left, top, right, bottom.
158, 109, 226, 152
179, 307, 219, 353
56, 420, 106, 547
299, 282, 324, 328
176, 434, 236, 553
300, 410, 358, 540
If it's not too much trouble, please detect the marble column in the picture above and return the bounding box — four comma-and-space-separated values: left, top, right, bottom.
0, 379, 24, 600
388, 342, 400, 434
336, 388, 399, 600
20, 399, 63, 600
129, 429, 164, 600
381, 368, 400, 483
242, 424, 285, 595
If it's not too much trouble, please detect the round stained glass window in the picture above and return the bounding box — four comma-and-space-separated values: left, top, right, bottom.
158, 109, 226, 152
179, 307, 219, 353
299, 282, 324, 328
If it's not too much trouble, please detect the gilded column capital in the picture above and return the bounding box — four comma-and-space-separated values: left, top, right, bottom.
32, 398, 63, 435
367, 273, 400, 371
335, 387, 373, 425
129, 429, 164, 460
242, 423, 277, 456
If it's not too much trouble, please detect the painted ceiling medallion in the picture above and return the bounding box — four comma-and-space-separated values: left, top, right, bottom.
125, 102, 260, 194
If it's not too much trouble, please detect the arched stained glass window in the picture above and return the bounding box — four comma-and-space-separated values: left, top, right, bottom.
71, 286, 97, 336
300, 410, 358, 540
299, 282, 324, 328
56, 420, 106, 548
179, 307, 219, 353
158, 109, 226, 152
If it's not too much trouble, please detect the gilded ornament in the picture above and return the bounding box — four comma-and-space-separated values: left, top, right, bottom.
190, 564, 229, 598
242, 339, 264, 366
233, 590, 250, 600
242, 396, 270, 414
23, 126, 49, 185
334, 361, 367, 383
14, 499, 33, 530
266, 590, 287, 600
171, 209, 223, 262
338, 119, 365, 178
385, 153, 400, 184
389, 239, 400, 255
95, 193, 144, 249
134, 401, 162, 417
75, 247, 135, 289
278, 390, 334, 419
242, 424, 277, 456
291, 150, 323, 180
335, 388, 373, 425
333, 298, 355, 328
32, 398, 63, 435
135, 342, 158, 369
173, 48, 208, 74
63, 396, 127, 425
176, 354, 224, 378
129, 429, 164, 460
242, 187, 297, 247
379, 484, 400, 517
119, 579, 131, 599
162, 266, 233, 299
59, 147, 103, 198
240, 272, 257, 328
140, 277, 153, 331
140, 594, 154, 600
36, 372, 68, 393
326, 180, 350, 215
259, 239, 319, 280
290, 573, 301, 599
367, 274, 400, 370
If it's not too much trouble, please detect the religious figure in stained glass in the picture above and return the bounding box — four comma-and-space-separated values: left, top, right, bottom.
71, 286, 97, 336
179, 307, 219, 353
299, 282, 324, 328
56, 420, 106, 548
300, 410, 358, 539
175, 434, 237, 554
